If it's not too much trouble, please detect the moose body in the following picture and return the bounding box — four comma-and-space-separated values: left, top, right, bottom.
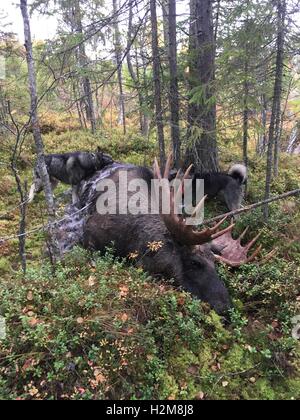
82, 165, 232, 315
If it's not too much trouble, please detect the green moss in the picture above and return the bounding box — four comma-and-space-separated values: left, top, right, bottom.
0, 258, 11, 275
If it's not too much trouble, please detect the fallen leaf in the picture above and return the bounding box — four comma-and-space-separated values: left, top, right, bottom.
187, 364, 199, 375
29, 386, 39, 397
120, 313, 129, 322
196, 391, 205, 400
94, 369, 106, 384
177, 295, 186, 306
222, 381, 229, 388
22, 358, 37, 373
27, 291, 34, 301
88, 276, 96, 287
119, 285, 129, 298
28, 318, 39, 327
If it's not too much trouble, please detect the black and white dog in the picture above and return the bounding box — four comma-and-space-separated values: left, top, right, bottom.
28, 150, 114, 205
191, 164, 247, 212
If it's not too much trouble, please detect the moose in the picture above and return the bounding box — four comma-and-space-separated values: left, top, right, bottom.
81, 155, 267, 315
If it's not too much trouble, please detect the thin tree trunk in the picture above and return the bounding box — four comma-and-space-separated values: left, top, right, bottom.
264, 0, 286, 219
258, 94, 268, 155
73, 81, 85, 129
168, 0, 181, 168
243, 60, 249, 168
140, 36, 151, 137
73, 0, 97, 134
113, 0, 126, 134
274, 74, 292, 176
150, 0, 166, 165
214, 0, 221, 42
161, 0, 170, 59
185, 0, 218, 172
127, 2, 147, 136
9, 122, 28, 274
20, 0, 58, 261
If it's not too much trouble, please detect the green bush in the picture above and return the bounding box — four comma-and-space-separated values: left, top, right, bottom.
0, 248, 299, 400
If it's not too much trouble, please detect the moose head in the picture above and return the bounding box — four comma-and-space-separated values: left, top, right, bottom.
83, 155, 271, 315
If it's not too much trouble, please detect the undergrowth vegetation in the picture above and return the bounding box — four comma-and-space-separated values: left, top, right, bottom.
0, 124, 299, 400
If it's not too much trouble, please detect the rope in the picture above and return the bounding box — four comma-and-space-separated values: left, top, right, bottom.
0, 189, 73, 218
0, 202, 92, 244
0, 198, 30, 217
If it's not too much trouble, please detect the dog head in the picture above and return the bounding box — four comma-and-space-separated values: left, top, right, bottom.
93, 148, 114, 170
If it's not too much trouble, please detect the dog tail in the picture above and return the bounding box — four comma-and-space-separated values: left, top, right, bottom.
228, 164, 247, 185
28, 183, 36, 203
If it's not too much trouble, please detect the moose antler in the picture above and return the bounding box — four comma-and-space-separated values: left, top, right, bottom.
212, 227, 276, 267
153, 154, 235, 246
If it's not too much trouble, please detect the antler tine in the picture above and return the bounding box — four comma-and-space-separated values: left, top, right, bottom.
244, 244, 262, 263
182, 164, 194, 181
214, 254, 239, 267
212, 216, 231, 233
245, 232, 262, 251
153, 157, 162, 180
163, 153, 173, 179
238, 226, 249, 241
175, 168, 182, 180
259, 248, 277, 265
191, 195, 207, 218
175, 163, 194, 204
211, 223, 235, 241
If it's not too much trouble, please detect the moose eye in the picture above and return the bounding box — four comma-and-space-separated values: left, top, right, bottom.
191, 258, 203, 268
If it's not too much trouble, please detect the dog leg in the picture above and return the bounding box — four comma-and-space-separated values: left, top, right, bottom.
28, 183, 36, 203
28, 178, 43, 203
50, 178, 59, 193
222, 181, 243, 216
72, 185, 80, 205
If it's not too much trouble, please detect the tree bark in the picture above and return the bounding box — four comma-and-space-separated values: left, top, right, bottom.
150, 0, 166, 165
168, 0, 181, 168
264, 0, 286, 219
258, 94, 268, 155
185, 0, 218, 172
127, 2, 148, 136
243, 60, 249, 168
72, 0, 97, 134
113, 0, 126, 134
20, 0, 58, 260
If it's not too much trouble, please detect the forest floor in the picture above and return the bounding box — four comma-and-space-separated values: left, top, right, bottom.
0, 125, 299, 400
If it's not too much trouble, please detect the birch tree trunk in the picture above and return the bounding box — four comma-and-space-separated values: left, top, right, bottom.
127, 2, 147, 136
20, 0, 58, 260
73, 0, 97, 134
113, 0, 126, 134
